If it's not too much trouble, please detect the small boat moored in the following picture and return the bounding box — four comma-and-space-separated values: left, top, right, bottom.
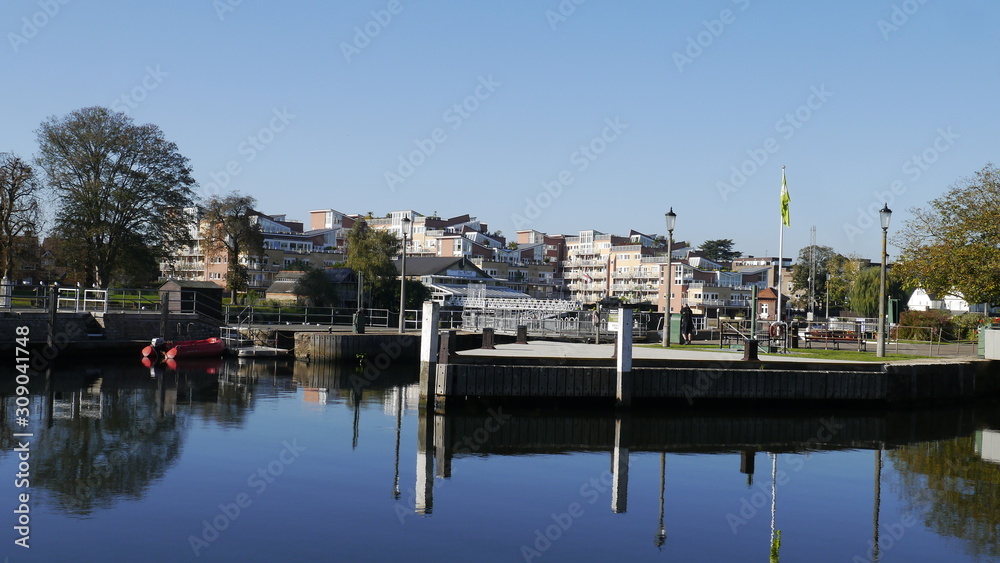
165, 337, 225, 359
142, 337, 226, 360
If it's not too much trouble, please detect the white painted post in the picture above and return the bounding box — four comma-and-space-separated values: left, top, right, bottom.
616, 307, 633, 407
420, 301, 440, 364
419, 301, 441, 407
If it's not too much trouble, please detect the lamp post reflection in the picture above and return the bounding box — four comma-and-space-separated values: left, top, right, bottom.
392, 385, 403, 500
654, 452, 666, 550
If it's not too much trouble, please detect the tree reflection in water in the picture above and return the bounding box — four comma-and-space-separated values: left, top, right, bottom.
33, 387, 186, 516
888, 435, 1000, 560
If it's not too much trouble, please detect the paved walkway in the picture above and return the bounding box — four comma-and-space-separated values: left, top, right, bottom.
459, 341, 857, 363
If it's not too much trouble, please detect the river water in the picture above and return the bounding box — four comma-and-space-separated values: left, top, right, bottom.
1, 358, 998, 562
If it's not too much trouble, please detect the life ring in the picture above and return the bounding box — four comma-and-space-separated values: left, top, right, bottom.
769, 323, 786, 338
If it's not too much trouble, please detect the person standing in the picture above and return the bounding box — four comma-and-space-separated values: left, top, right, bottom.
680, 304, 695, 345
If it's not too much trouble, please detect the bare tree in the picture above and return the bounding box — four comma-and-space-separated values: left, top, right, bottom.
36, 107, 196, 287
200, 193, 264, 302
0, 153, 41, 280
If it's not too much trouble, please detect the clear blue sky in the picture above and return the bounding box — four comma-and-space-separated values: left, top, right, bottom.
2, 0, 996, 262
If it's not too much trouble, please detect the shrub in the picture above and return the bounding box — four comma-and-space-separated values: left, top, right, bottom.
952, 312, 986, 341
897, 309, 952, 340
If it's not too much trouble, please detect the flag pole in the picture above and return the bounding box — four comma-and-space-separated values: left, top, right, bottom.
777, 166, 786, 327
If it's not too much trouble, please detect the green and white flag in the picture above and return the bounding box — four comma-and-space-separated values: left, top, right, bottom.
780, 168, 790, 227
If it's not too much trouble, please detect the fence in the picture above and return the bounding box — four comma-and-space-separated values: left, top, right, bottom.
224, 305, 389, 327
887, 324, 978, 357
461, 309, 652, 340
1, 285, 202, 314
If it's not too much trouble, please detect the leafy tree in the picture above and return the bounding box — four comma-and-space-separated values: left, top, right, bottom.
895, 164, 1000, 305
378, 279, 432, 311
36, 107, 195, 287
293, 268, 339, 307
790, 245, 842, 310
0, 153, 41, 280
200, 193, 264, 302
345, 221, 400, 308
700, 239, 742, 263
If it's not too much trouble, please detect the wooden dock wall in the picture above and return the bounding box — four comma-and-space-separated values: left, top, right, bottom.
437, 407, 981, 455
434, 360, 1000, 405
295, 333, 420, 363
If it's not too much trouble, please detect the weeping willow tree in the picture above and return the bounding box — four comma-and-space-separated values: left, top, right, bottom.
847, 267, 907, 317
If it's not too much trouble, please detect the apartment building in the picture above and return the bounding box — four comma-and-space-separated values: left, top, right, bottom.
561, 229, 677, 304
658, 261, 769, 319
160, 208, 344, 291
470, 254, 559, 299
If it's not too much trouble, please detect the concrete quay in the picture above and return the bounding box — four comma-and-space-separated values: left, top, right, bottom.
428, 338, 1000, 408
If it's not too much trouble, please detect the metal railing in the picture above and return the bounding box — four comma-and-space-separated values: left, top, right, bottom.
1, 285, 199, 313
223, 305, 385, 327
461, 309, 652, 340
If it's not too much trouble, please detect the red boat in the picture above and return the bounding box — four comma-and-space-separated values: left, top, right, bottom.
165, 337, 225, 359
142, 337, 225, 359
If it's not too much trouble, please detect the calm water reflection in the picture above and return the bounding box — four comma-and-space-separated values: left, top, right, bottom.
1, 359, 999, 562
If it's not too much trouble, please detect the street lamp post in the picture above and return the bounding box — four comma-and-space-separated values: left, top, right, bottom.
398, 216, 412, 334
662, 208, 676, 347
876, 204, 892, 357
825, 273, 830, 320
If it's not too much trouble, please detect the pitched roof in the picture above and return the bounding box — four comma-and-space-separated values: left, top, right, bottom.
757, 288, 778, 299
265, 281, 298, 295
391, 256, 490, 278
159, 280, 224, 290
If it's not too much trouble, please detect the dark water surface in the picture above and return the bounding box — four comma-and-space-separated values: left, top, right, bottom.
1, 358, 999, 562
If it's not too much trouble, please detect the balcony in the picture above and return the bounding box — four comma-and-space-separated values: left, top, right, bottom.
683, 297, 752, 308
562, 259, 605, 268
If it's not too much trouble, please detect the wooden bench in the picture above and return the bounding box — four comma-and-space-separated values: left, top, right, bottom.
802, 331, 866, 351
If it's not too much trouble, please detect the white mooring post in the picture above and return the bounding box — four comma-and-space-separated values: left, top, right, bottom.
419, 301, 440, 407
615, 307, 633, 407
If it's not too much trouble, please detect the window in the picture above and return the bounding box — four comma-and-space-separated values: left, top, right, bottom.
761, 303, 769, 315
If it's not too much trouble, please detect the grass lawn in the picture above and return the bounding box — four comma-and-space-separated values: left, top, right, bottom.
765, 349, 929, 362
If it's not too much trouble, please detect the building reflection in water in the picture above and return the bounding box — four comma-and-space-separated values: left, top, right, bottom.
5, 355, 1000, 562
410, 402, 1000, 558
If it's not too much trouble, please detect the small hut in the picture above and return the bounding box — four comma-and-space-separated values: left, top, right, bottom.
158, 280, 225, 320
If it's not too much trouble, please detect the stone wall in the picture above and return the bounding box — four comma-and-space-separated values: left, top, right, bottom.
0, 312, 91, 344
97, 312, 219, 341
0, 311, 220, 345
